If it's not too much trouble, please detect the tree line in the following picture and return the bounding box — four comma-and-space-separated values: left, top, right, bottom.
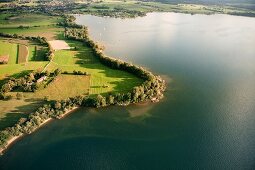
64, 25, 166, 103
0, 96, 82, 148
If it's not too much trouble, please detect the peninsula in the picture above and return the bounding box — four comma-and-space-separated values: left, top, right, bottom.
1, 0, 255, 155
0, 8, 165, 155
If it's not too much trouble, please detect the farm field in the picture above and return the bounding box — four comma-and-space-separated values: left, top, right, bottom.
17, 44, 29, 64
0, 26, 63, 40
0, 37, 48, 86
0, 40, 18, 64
0, 13, 64, 40
0, 37, 47, 63
26, 75, 90, 101
0, 13, 61, 28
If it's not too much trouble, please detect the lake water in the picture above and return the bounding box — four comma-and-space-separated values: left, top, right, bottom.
1, 13, 255, 169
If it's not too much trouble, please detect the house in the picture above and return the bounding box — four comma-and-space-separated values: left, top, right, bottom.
37, 76, 47, 83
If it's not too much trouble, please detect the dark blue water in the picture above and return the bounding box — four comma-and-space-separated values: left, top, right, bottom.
1, 13, 255, 169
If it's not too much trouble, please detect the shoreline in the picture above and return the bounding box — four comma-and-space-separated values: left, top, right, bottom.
0, 107, 79, 155
0, 135, 23, 155
0, 13, 165, 156
56, 107, 79, 119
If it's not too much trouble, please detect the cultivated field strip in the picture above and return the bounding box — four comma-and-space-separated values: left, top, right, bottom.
17, 44, 29, 64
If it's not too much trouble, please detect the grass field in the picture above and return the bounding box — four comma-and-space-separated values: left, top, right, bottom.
28, 45, 44, 61
26, 75, 90, 100
48, 39, 143, 95
0, 13, 64, 40
0, 13, 61, 28
0, 34, 46, 128
0, 26, 64, 40
0, 39, 48, 85
0, 99, 44, 130
0, 39, 47, 87
0, 40, 18, 64
0, 37, 47, 62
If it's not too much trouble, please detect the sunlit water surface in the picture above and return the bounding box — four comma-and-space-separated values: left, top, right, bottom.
1, 13, 255, 169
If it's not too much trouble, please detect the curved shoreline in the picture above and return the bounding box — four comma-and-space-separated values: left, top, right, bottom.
0, 15, 166, 155
0, 107, 79, 155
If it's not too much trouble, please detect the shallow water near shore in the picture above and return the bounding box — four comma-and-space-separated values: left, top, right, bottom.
1, 12, 255, 169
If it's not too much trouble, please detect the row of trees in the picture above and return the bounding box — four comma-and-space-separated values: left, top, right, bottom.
63, 17, 166, 98
0, 96, 83, 148
0, 32, 47, 45
64, 28, 154, 79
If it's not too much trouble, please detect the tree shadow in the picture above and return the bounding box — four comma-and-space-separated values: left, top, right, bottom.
27, 40, 48, 62
62, 39, 144, 93
29, 47, 47, 61
0, 112, 26, 130
0, 99, 44, 130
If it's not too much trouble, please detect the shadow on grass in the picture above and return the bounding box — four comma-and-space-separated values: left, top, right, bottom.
0, 112, 26, 131
62, 39, 144, 93
29, 47, 47, 61
0, 99, 45, 130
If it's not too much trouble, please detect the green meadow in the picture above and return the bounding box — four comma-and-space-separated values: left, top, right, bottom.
0, 40, 18, 64
49, 38, 143, 95
0, 13, 60, 28
0, 13, 143, 130
0, 13, 64, 40
48, 39, 143, 95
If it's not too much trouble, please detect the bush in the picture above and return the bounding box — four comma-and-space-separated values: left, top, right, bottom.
73, 70, 78, 75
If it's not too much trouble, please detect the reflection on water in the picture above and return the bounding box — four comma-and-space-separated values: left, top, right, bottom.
1, 13, 255, 169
